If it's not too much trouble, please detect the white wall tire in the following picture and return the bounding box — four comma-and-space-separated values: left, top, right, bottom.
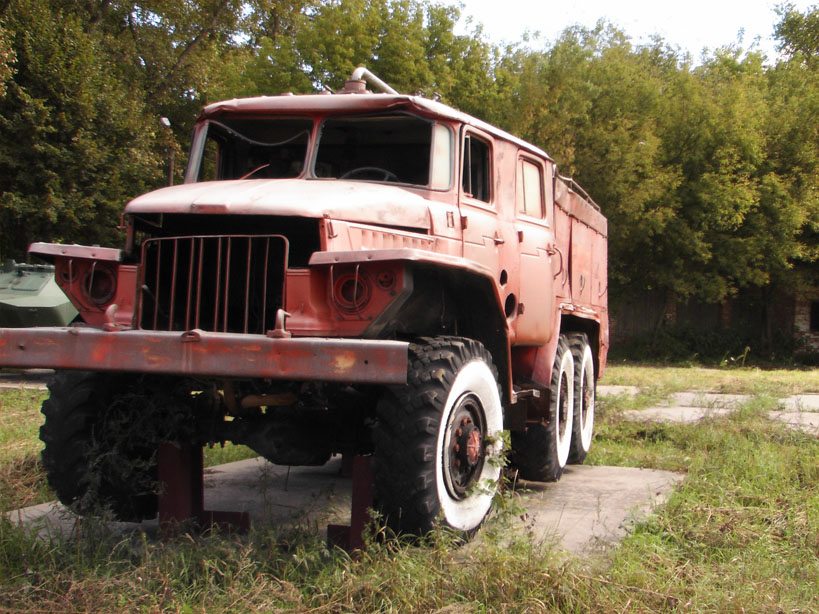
435, 359, 503, 532
511, 334, 574, 482
568, 333, 595, 464
373, 337, 503, 534
554, 343, 574, 469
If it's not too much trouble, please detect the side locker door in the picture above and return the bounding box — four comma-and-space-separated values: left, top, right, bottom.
571, 213, 594, 307
552, 176, 572, 301
514, 156, 556, 345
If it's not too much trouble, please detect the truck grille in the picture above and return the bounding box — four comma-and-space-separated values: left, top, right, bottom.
139, 235, 287, 334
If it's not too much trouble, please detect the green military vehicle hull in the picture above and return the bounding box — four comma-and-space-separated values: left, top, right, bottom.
0, 260, 77, 327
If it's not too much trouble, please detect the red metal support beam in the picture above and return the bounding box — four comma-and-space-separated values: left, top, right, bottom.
157, 443, 250, 537
327, 455, 374, 552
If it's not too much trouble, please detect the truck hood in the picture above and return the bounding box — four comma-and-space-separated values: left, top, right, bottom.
125, 179, 432, 230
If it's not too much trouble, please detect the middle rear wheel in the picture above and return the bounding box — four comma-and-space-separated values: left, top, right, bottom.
511, 334, 574, 482
568, 333, 595, 464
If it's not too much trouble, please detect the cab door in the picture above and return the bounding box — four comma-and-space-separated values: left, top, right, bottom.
458, 129, 503, 272
458, 129, 521, 330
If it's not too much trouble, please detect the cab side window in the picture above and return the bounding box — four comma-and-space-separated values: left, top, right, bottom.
517, 158, 544, 218
462, 134, 491, 202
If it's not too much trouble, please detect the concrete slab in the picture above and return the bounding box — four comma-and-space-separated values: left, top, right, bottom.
622, 391, 748, 424
780, 394, 819, 412
6, 457, 683, 556
511, 465, 683, 554
597, 385, 640, 398
768, 411, 819, 436
6, 457, 355, 539
623, 406, 734, 423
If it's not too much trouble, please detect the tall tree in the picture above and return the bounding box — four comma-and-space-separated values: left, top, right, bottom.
0, 0, 160, 259
775, 3, 819, 64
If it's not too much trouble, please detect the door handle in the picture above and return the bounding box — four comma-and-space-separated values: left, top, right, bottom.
551, 246, 564, 280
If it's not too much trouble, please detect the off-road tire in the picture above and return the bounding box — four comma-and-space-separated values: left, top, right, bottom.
40, 371, 159, 522
373, 337, 503, 534
510, 334, 574, 482
567, 333, 595, 464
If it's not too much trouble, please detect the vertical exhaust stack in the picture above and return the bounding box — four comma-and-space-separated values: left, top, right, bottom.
342, 66, 399, 95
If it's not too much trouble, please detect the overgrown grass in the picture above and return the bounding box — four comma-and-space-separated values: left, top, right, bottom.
0, 388, 51, 510
1, 366, 818, 612
604, 363, 819, 396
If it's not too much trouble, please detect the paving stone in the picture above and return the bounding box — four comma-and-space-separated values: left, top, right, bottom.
779, 394, 819, 412
769, 411, 819, 436
666, 392, 749, 409
623, 406, 734, 424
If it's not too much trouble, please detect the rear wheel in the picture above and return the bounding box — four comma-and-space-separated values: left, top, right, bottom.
373, 337, 503, 534
568, 333, 595, 464
40, 371, 165, 521
511, 334, 574, 482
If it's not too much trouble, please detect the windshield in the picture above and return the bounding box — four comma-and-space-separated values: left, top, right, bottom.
187, 113, 452, 189
192, 118, 312, 181
315, 115, 439, 187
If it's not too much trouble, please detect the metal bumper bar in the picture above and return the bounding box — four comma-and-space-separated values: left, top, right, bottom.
0, 327, 408, 385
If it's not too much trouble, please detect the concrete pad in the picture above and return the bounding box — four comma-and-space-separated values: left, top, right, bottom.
780, 394, 819, 412
512, 465, 683, 554
6, 457, 354, 539
6, 457, 683, 556
623, 406, 734, 423
769, 411, 819, 436
597, 385, 640, 398
622, 391, 749, 424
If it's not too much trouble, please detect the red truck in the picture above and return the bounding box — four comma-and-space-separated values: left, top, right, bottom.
0, 68, 608, 535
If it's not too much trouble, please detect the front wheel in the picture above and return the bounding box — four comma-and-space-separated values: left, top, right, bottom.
40, 371, 160, 521
373, 337, 503, 534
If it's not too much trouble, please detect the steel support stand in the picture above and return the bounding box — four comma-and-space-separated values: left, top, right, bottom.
327, 455, 374, 552
157, 442, 250, 537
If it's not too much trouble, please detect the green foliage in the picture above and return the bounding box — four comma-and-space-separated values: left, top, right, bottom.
775, 2, 819, 64
0, 17, 14, 98
1, 0, 819, 320
0, 0, 163, 259
497, 21, 819, 307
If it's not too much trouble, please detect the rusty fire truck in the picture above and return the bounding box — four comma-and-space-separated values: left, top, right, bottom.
0, 68, 608, 535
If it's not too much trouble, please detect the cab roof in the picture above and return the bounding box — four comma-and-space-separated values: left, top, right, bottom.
200, 93, 554, 163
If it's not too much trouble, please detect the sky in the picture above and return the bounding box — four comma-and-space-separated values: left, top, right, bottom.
454, 0, 816, 61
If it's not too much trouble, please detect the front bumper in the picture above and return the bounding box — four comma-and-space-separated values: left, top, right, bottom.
0, 327, 408, 385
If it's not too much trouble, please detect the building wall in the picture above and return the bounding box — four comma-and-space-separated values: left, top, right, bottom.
794, 289, 819, 352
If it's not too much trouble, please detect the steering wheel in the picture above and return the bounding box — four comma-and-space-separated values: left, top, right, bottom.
239, 163, 270, 180
340, 166, 399, 182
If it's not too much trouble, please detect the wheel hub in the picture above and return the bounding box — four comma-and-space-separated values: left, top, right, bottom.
458, 423, 482, 467
444, 396, 486, 499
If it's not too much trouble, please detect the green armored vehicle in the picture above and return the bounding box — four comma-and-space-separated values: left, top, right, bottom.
0, 260, 77, 327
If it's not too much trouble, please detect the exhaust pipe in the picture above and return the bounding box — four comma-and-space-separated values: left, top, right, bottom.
342, 66, 399, 95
